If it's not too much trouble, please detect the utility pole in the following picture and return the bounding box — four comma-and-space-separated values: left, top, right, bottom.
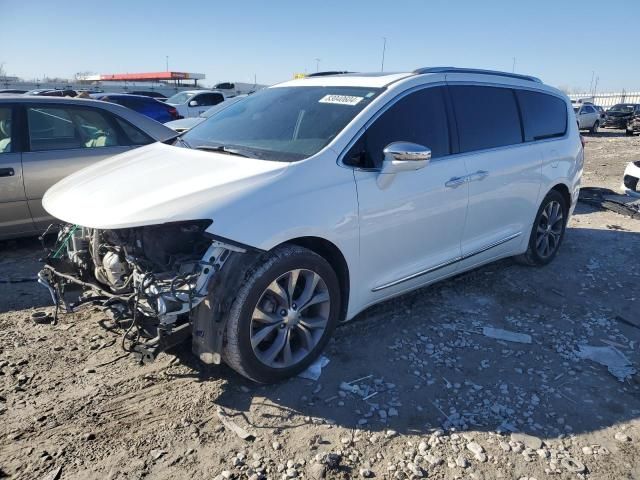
315, 58, 321, 72
166, 55, 169, 72
589, 71, 594, 94
381, 37, 387, 72
512, 57, 516, 73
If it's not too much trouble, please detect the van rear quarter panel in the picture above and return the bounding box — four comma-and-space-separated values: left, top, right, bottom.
539, 111, 583, 217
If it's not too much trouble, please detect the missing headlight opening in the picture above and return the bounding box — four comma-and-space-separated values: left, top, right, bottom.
37, 220, 245, 364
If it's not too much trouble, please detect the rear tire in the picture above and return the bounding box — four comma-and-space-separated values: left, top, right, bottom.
223, 244, 341, 383
516, 190, 568, 266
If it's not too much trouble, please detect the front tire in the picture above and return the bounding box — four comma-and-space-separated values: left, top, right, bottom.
223, 245, 341, 383
516, 190, 568, 266
590, 120, 599, 134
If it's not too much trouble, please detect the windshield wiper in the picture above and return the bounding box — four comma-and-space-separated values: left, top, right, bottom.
193, 144, 252, 158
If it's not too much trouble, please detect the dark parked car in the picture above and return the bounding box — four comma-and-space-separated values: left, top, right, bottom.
603, 103, 640, 134
0, 89, 28, 94
26, 89, 78, 97
91, 93, 181, 123
628, 108, 640, 136
130, 90, 168, 101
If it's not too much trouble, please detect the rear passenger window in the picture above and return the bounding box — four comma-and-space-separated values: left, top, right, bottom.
449, 86, 522, 152
346, 87, 450, 168
516, 90, 567, 141
114, 117, 153, 145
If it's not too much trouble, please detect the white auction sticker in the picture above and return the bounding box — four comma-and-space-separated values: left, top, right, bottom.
319, 94, 363, 106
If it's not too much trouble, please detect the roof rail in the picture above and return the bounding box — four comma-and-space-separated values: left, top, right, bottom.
306, 71, 353, 77
413, 67, 542, 83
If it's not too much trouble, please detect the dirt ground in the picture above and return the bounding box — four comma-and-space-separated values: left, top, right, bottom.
1, 129, 640, 480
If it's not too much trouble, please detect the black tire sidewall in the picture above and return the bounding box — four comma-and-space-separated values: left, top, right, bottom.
526, 190, 568, 266
226, 247, 341, 383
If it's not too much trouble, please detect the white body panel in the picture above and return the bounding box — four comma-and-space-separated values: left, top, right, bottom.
42, 70, 583, 321
166, 90, 227, 118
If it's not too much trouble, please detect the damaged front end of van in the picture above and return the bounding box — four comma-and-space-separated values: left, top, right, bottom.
38, 220, 258, 363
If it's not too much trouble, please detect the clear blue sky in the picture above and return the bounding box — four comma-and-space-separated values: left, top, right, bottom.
2, 0, 639, 92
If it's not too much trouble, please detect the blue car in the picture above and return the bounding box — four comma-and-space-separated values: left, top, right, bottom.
91, 94, 181, 123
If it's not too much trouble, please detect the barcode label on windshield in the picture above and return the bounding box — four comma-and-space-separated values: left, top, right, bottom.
319, 95, 363, 106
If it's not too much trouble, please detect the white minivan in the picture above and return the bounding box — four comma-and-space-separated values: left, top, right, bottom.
40, 67, 583, 383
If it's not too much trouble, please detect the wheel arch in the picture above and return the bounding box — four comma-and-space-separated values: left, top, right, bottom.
278, 236, 350, 322
549, 182, 572, 210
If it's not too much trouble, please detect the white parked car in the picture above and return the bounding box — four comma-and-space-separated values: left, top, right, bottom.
39, 67, 583, 383
572, 101, 601, 133
165, 89, 226, 118
164, 95, 248, 133
622, 161, 640, 197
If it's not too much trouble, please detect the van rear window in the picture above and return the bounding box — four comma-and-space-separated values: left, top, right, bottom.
517, 90, 568, 141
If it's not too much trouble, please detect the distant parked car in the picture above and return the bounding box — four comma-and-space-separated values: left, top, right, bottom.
165, 90, 226, 118
91, 93, 181, 123
0, 95, 177, 239
603, 103, 640, 135
0, 89, 28, 94
130, 90, 168, 101
627, 107, 640, 136
572, 101, 601, 133
165, 95, 247, 133
26, 88, 78, 97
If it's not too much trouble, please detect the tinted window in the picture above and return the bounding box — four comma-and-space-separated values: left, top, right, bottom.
113, 117, 153, 145
583, 105, 595, 114
516, 90, 567, 141
195, 93, 224, 107
27, 106, 122, 151
0, 107, 13, 153
346, 87, 450, 168
450, 85, 522, 152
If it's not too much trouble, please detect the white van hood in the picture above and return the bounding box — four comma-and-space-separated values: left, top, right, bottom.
43, 142, 289, 229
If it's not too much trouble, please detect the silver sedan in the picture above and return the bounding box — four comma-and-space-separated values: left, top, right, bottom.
0, 96, 177, 240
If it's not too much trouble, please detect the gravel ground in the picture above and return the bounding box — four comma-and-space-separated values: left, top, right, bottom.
1, 129, 640, 480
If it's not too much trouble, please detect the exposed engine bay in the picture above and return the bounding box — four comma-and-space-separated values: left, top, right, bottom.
37, 220, 246, 363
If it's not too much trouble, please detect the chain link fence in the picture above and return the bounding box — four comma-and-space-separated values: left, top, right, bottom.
568, 92, 640, 108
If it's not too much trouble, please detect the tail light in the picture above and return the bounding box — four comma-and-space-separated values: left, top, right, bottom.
580, 135, 586, 148
168, 106, 180, 120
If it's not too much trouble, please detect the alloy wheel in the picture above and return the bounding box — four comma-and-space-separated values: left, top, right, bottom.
535, 200, 564, 258
250, 269, 330, 368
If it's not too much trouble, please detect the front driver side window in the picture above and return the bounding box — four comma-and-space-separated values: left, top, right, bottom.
344, 87, 450, 169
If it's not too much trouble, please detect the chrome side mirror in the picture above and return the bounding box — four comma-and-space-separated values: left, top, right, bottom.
378, 142, 431, 188
189, 100, 198, 107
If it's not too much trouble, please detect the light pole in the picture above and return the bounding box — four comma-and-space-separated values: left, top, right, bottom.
315, 58, 321, 73
381, 37, 387, 72
512, 57, 516, 73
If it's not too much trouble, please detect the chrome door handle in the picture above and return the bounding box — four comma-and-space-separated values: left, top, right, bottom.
445, 176, 466, 188
468, 170, 489, 182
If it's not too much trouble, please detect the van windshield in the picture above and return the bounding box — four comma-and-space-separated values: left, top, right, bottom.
182, 86, 380, 162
